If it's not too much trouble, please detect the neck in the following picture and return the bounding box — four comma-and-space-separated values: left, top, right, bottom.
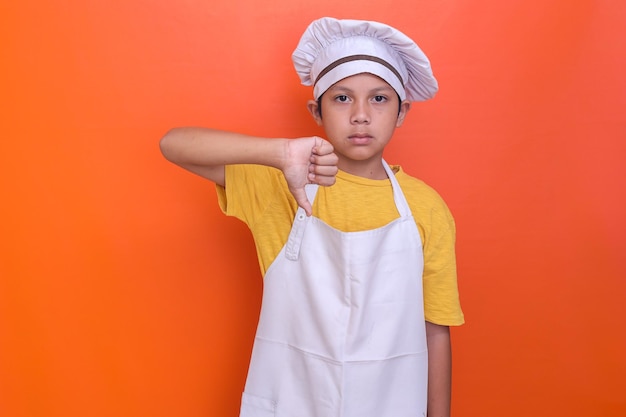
338, 157, 388, 180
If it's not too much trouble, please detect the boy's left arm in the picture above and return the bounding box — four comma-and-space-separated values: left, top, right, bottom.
426, 321, 452, 417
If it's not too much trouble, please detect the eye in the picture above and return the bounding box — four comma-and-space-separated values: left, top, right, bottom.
372, 95, 388, 103
334, 95, 350, 102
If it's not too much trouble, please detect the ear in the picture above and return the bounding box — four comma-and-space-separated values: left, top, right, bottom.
307, 99, 323, 126
395, 100, 411, 127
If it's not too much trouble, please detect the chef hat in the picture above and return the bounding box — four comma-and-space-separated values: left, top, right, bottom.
292, 17, 438, 102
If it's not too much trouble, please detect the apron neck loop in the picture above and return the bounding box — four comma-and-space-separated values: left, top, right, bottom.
382, 160, 411, 218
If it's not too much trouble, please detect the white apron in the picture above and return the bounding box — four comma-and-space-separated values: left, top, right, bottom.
240, 161, 427, 417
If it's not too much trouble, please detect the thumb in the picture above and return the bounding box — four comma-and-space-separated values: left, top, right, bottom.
291, 186, 312, 217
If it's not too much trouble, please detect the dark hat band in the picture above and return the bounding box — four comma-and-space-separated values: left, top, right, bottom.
314, 54, 404, 87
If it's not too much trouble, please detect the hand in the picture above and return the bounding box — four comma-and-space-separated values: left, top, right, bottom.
282, 136, 338, 216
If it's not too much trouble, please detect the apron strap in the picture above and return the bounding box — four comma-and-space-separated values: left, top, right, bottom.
285, 184, 319, 261
382, 160, 412, 218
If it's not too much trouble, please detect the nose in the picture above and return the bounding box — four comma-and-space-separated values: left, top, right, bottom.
351, 100, 370, 124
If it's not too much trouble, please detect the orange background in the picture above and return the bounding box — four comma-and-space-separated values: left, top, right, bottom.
1, 0, 625, 416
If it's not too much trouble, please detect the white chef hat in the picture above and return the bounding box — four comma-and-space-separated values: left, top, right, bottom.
292, 17, 438, 102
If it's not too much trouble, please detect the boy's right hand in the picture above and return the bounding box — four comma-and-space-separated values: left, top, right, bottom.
282, 136, 338, 216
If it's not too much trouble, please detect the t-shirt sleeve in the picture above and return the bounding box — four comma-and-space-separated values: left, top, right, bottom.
421, 197, 465, 326
215, 164, 299, 274
216, 164, 285, 227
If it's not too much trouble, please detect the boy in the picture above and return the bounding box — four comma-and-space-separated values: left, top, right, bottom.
161, 17, 463, 417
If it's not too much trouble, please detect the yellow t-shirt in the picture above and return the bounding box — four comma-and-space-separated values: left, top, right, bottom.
217, 163, 464, 326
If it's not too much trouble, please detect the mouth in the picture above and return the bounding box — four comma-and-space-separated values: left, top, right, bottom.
348, 133, 373, 145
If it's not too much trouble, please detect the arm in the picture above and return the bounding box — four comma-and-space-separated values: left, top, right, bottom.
159, 127, 338, 215
426, 321, 452, 417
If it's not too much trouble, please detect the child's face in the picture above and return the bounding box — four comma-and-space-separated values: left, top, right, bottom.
307, 72, 410, 176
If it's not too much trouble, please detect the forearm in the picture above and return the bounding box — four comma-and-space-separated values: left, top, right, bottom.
426, 322, 452, 417
160, 127, 337, 214
159, 127, 288, 184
